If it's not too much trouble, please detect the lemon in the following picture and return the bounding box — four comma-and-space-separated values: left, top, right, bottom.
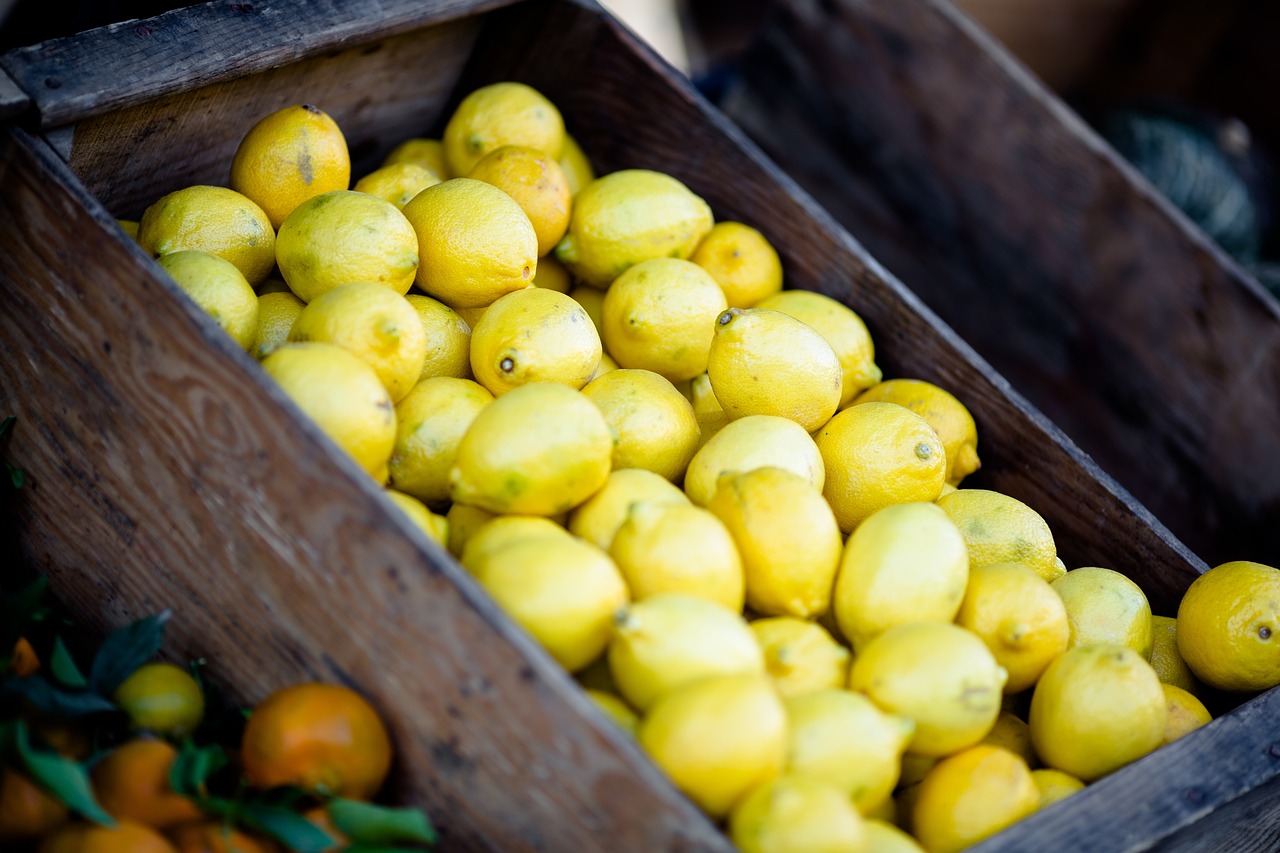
470, 288, 601, 395
156, 250, 259, 351
559, 134, 595, 195
569, 285, 606, 334
405, 294, 472, 381
685, 415, 824, 507
383, 137, 449, 178
256, 277, 291, 296
275, 190, 418, 302
445, 503, 495, 558
784, 689, 913, 814
582, 369, 701, 481
1149, 614, 1202, 695
586, 689, 638, 736
443, 82, 565, 177
383, 489, 448, 546
912, 746, 1038, 853
231, 104, 350, 229
468, 533, 627, 671
1162, 683, 1213, 747
730, 775, 868, 853
638, 674, 786, 818
691, 221, 784, 308
707, 467, 842, 618
1028, 644, 1166, 780
118, 218, 140, 240
852, 379, 981, 486
1030, 768, 1084, 809
865, 795, 895, 824
957, 563, 1070, 693
864, 820, 926, 853
533, 255, 573, 293
1177, 560, 1280, 692
402, 178, 539, 309
288, 282, 426, 402
979, 711, 1038, 768
565, 470, 685, 551
707, 308, 843, 432
608, 593, 763, 711
936, 489, 1062, 583
600, 258, 727, 383
354, 162, 440, 209
849, 623, 1006, 757
261, 343, 395, 478
138, 185, 276, 285
556, 170, 714, 287
756, 290, 882, 406
752, 619, 851, 697
1051, 567, 1153, 659
449, 383, 611, 514
251, 291, 305, 360
469, 145, 572, 257
388, 377, 493, 505
834, 502, 969, 651
460, 515, 568, 570
899, 755, 939, 789
689, 372, 722, 417
609, 502, 744, 611
817, 403, 946, 533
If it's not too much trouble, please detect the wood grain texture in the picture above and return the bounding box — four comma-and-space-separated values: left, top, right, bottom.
720, 0, 1280, 568
0, 126, 732, 853
0, 65, 28, 118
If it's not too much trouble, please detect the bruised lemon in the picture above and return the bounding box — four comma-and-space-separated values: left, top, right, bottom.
609, 502, 744, 611
1177, 561, 1280, 693
389, 377, 493, 505
231, 104, 350, 229
353, 162, 440, 209
582, 369, 701, 482
139, 185, 275, 285
567, 468, 689, 551
752, 619, 851, 697
853, 379, 980, 486
756, 290, 881, 406
729, 775, 868, 853
691, 221, 783, 308
443, 82, 565, 177
156, 250, 259, 351
470, 288, 601, 395
469, 145, 572, 257
685, 415, 824, 507
937, 489, 1062, 583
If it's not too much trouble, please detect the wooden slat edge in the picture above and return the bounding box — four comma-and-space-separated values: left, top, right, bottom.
0, 66, 30, 120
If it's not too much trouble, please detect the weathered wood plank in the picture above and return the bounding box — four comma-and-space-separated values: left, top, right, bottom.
0, 125, 732, 853
720, 0, 1280, 568
0, 66, 29, 119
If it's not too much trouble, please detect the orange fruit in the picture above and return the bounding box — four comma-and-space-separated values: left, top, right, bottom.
39, 820, 178, 853
0, 768, 67, 840
169, 821, 279, 853
9, 637, 40, 676
240, 683, 392, 800
92, 739, 202, 829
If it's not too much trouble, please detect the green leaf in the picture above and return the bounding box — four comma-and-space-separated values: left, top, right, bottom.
0, 674, 118, 717
170, 740, 229, 798
14, 719, 114, 825
88, 612, 170, 695
329, 799, 439, 846
50, 637, 88, 688
8, 462, 24, 489
239, 802, 339, 853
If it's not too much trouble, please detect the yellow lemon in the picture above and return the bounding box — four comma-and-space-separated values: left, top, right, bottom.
261, 343, 395, 478
979, 711, 1038, 768
865, 795, 895, 824
443, 82, 565, 177
383, 489, 448, 546
275, 190, 418, 302
138, 185, 275, 285
405, 294, 472, 381
449, 383, 612, 515
251, 291, 305, 361
1149, 614, 1202, 695
570, 285, 606, 334
1161, 683, 1212, 745
470, 288, 601, 395
936, 489, 1062, 583
581, 369, 700, 481
469, 145, 572, 256
834, 502, 969, 651
118, 218, 140, 240
353, 162, 440, 209
1051, 567, 1153, 659
638, 674, 786, 818
1028, 644, 1166, 781
849, 623, 1006, 757
784, 689, 914, 814
689, 371, 722, 417
402, 178, 538, 309
156, 250, 259, 351
691, 221, 783, 308
707, 467, 842, 618
445, 503, 496, 558
1030, 768, 1084, 810
389, 377, 493, 505
586, 689, 638, 736
899, 755, 939, 789
752, 618, 851, 697
601, 258, 727, 383
468, 533, 627, 671
756, 290, 882, 406
556, 169, 714, 287
288, 282, 426, 402
685, 415, 824, 507
729, 775, 868, 853
383, 137, 448, 178
912, 746, 1038, 853
256, 277, 291, 296
958, 562, 1070, 693
608, 593, 763, 711
460, 515, 568, 570
707, 308, 843, 432
864, 820, 926, 853
1177, 560, 1280, 692
816, 403, 946, 533
559, 133, 595, 196
231, 104, 350, 229
852, 379, 980, 486
609, 502, 744, 611
567, 468, 689, 551
532, 255, 573, 293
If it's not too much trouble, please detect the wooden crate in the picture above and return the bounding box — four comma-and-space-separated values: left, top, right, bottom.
717, 0, 1280, 571
0, 1, 1271, 850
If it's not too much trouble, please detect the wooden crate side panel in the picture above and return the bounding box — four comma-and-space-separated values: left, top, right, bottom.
720, 0, 1280, 567
0, 127, 730, 853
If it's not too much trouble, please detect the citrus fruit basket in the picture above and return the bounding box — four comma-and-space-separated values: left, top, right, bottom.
716, 0, 1280, 571
0, 0, 1276, 850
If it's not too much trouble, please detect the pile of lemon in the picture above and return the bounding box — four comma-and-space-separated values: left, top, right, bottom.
124, 83, 1280, 853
